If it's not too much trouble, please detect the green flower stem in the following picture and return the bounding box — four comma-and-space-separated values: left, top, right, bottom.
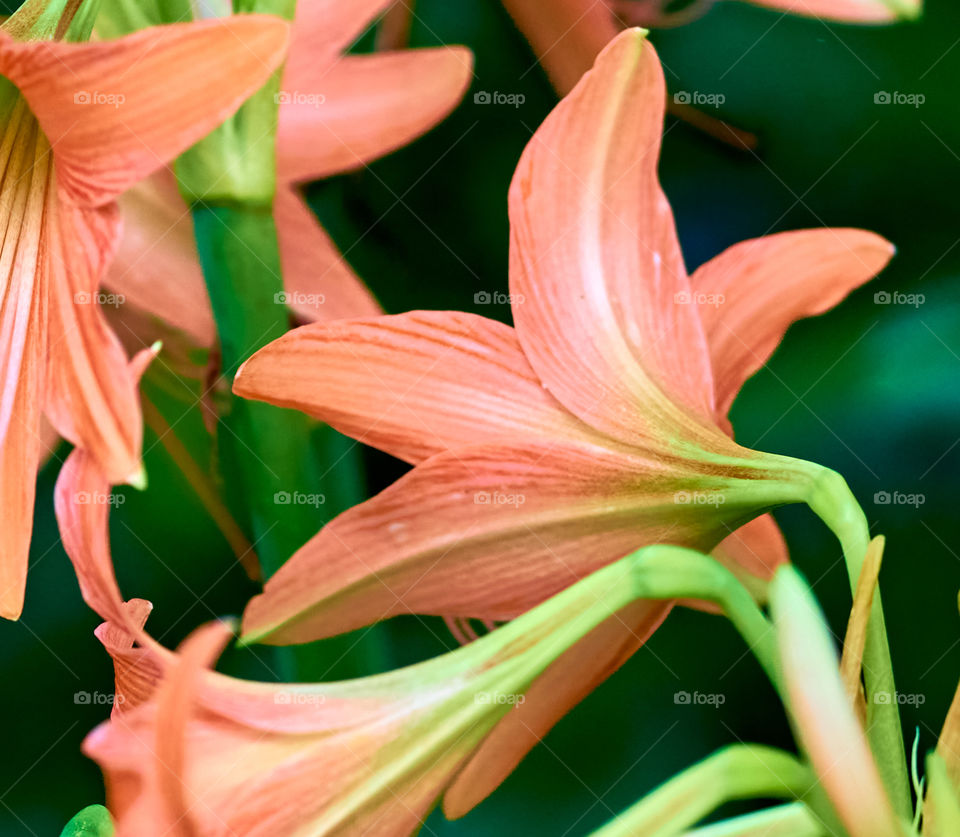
805, 468, 911, 820
191, 204, 320, 580
177, 0, 392, 678
681, 802, 826, 837
586, 745, 815, 837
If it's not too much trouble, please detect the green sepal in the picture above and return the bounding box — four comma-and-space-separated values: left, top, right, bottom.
60, 805, 114, 837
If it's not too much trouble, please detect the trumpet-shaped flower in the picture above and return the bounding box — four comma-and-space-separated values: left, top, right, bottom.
102, 0, 472, 346
55, 446, 737, 837
0, 0, 291, 619
232, 27, 892, 808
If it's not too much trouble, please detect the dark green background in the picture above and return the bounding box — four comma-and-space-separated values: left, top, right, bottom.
5, 0, 960, 832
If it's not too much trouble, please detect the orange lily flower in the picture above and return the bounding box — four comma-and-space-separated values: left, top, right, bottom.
54, 447, 703, 837
103, 0, 473, 347
233, 28, 893, 808
0, 3, 291, 620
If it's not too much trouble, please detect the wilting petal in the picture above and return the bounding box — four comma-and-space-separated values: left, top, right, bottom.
0, 97, 51, 620
54, 448, 135, 627
508, 30, 717, 447
770, 566, 901, 837
0, 17, 288, 205
742, 0, 919, 22
106, 170, 214, 347
234, 311, 598, 465
499, 0, 618, 94
95, 598, 162, 716
274, 188, 381, 323
44, 201, 146, 484
241, 436, 809, 644
690, 229, 894, 416
278, 48, 473, 183
445, 599, 671, 815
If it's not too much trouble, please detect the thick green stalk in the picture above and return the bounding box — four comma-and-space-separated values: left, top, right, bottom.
191, 204, 320, 579
177, 0, 392, 678
805, 469, 911, 819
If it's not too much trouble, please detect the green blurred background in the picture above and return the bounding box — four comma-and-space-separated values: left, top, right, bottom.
5, 0, 960, 832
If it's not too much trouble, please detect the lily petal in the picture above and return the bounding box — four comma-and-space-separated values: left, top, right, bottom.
240, 436, 801, 645
771, 566, 902, 837
54, 449, 138, 628
690, 229, 894, 416
499, 0, 618, 94
286, 0, 394, 74
274, 188, 382, 323
0, 97, 51, 620
508, 30, 717, 447
44, 201, 145, 484
106, 170, 214, 347
234, 311, 598, 465
0, 17, 289, 206
278, 48, 473, 183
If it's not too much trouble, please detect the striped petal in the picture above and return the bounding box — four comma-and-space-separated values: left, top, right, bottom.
690, 229, 894, 417
0, 17, 289, 206
240, 436, 806, 645
278, 48, 473, 183
234, 311, 599, 465
508, 30, 718, 448
0, 96, 50, 620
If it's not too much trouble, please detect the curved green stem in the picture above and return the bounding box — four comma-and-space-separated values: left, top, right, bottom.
805, 468, 911, 819
586, 745, 814, 837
